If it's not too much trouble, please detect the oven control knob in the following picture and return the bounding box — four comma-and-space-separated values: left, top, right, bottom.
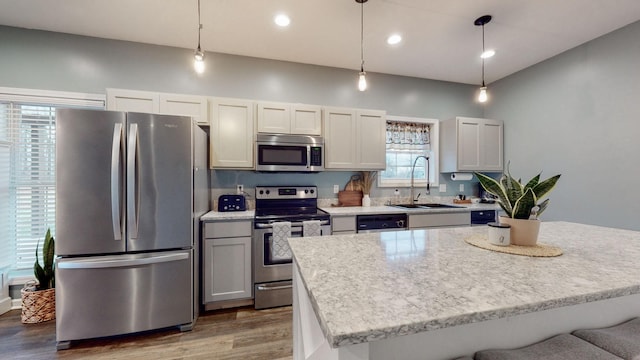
304, 189, 309, 194
259, 190, 264, 195
397, 220, 405, 228
310, 189, 315, 194
266, 190, 270, 195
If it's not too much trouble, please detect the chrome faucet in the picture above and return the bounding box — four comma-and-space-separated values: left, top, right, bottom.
410, 155, 430, 204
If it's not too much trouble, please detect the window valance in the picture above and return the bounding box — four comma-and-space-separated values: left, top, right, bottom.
385, 120, 430, 151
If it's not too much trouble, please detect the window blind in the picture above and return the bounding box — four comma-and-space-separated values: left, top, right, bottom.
0, 88, 104, 270
0, 140, 11, 269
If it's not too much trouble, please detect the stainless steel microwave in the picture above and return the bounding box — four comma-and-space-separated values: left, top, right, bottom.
256, 134, 324, 172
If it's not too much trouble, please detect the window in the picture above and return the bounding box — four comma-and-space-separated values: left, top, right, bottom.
378, 116, 439, 188
0, 88, 104, 271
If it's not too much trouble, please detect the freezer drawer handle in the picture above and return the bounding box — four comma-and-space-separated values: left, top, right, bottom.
256, 283, 293, 291
127, 123, 139, 239
57, 252, 188, 269
110, 123, 123, 241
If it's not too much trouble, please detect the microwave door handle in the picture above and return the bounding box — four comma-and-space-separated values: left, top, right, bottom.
306, 145, 311, 169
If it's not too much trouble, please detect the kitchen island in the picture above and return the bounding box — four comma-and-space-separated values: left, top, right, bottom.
288, 222, 640, 360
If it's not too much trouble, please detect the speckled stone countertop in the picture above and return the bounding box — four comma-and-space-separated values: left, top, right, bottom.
199, 202, 498, 221
200, 210, 254, 221
321, 202, 498, 216
288, 221, 640, 348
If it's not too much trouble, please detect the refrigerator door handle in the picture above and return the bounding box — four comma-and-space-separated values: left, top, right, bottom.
110, 123, 123, 241
127, 123, 139, 239
57, 252, 189, 270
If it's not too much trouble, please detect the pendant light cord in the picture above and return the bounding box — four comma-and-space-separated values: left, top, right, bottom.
481, 23, 485, 87
197, 0, 202, 49
360, 1, 364, 72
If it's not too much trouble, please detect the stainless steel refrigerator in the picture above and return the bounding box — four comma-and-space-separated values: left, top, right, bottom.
54, 108, 208, 349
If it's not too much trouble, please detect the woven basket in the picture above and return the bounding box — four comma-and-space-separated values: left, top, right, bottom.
21, 283, 56, 324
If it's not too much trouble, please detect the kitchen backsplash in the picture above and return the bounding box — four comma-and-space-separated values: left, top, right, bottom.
209, 170, 483, 210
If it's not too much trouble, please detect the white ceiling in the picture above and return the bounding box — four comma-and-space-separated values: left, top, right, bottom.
2, 0, 640, 85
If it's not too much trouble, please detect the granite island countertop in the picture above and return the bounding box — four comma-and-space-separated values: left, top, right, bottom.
288, 221, 640, 348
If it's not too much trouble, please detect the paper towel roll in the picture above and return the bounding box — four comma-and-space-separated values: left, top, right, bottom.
450, 173, 473, 181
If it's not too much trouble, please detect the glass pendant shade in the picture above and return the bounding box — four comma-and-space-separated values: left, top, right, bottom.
478, 86, 488, 103
358, 71, 367, 91
194, 47, 205, 74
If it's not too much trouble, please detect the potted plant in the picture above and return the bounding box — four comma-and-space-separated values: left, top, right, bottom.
475, 167, 561, 246
21, 228, 56, 324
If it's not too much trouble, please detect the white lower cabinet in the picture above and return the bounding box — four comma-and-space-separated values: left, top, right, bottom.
408, 212, 470, 229
202, 221, 252, 304
331, 216, 356, 234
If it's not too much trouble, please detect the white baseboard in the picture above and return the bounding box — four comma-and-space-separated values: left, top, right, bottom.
11, 298, 21, 310
0, 296, 11, 315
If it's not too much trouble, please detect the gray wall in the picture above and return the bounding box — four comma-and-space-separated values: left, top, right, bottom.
0, 25, 483, 200
485, 20, 640, 230
2, 20, 637, 227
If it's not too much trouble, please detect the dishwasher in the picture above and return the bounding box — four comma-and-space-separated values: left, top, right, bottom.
356, 214, 408, 233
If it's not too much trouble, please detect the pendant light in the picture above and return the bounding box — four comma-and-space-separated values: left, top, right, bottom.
474, 15, 492, 103
356, 0, 368, 91
193, 0, 205, 74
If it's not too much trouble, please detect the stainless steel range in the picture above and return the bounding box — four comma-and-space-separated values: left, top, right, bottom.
253, 185, 331, 309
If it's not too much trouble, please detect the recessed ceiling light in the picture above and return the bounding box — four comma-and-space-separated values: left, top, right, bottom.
387, 34, 402, 45
274, 14, 291, 27
480, 49, 495, 58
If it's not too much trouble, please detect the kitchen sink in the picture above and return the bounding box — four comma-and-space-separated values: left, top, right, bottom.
392, 204, 424, 209
421, 203, 465, 208
391, 203, 465, 209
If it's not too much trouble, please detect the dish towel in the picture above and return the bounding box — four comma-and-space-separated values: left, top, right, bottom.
270, 221, 292, 261
303, 220, 322, 237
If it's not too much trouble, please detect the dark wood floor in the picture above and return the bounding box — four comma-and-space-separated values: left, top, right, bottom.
0, 306, 293, 360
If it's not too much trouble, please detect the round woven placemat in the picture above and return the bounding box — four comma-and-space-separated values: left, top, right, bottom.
464, 234, 563, 257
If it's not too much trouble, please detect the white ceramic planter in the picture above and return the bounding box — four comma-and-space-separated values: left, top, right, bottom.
499, 216, 541, 246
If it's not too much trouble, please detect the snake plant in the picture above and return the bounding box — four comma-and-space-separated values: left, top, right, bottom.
34, 228, 55, 290
475, 166, 561, 220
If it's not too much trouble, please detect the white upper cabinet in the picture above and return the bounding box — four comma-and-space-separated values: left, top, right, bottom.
291, 104, 322, 135
440, 117, 503, 172
356, 110, 386, 169
107, 88, 208, 125
106, 88, 159, 113
257, 102, 291, 134
159, 93, 209, 126
209, 97, 255, 169
323, 107, 357, 169
323, 107, 386, 170
257, 101, 322, 135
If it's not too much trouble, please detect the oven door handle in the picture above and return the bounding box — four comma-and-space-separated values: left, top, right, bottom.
256, 282, 293, 291
255, 220, 329, 229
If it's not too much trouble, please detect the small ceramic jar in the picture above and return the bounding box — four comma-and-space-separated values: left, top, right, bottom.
488, 222, 511, 246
